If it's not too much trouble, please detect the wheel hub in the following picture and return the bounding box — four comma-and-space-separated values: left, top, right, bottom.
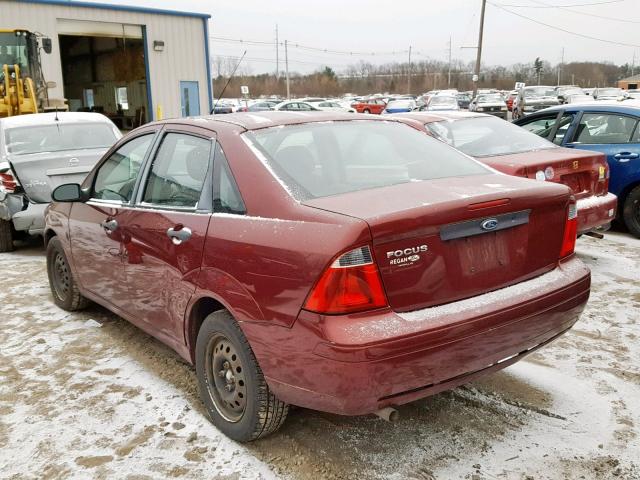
206, 335, 247, 423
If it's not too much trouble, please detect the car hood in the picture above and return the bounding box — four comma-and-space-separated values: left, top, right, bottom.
525, 97, 559, 105
477, 102, 505, 107
9, 147, 108, 203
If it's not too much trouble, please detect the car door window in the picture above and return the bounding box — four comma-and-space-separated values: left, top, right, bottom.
552, 114, 575, 145
142, 133, 212, 208
518, 115, 558, 139
632, 123, 640, 143
213, 142, 246, 215
573, 113, 638, 144
93, 134, 153, 202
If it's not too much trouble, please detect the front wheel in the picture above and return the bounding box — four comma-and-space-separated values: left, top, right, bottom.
195, 310, 289, 442
46, 236, 90, 310
623, 185, 640, 238
363, 109, 371, 114
0, 219, 14, 252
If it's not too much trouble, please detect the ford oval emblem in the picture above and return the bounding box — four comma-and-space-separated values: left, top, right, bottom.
481, 218, 499, 231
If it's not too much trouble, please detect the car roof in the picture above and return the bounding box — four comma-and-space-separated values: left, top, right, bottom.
152, 111, 403, 132
0, 112, 114, 128
391, 111, 487, 123
536, 101, 640, 115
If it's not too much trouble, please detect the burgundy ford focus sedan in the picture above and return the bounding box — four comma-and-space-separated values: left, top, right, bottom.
45, 112, 590, 442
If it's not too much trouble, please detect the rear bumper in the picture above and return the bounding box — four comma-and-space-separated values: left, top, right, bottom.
246, 257, 590, 416
576, 192, 617, 234
11, 202, 47, 235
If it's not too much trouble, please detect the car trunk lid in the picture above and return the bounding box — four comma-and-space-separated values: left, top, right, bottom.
304, 174, 571, 312
9, 148, 107, 203
480, 148, 608, 199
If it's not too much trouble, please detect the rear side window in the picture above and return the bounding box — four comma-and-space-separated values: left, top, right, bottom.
573, 113, 638, 144
93, 134, 153, 202
245, 120, 488, 200
518, 114, 558, 138
142, 133, 212, 208
213, 142, 245, 215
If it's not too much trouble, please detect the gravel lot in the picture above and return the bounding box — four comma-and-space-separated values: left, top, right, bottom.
1, 232, 639, 480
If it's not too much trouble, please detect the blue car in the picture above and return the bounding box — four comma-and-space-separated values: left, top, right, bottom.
382, 99, 416, 114
514, 102, 640, 237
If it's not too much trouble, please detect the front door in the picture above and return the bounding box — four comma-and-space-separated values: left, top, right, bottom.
117, 128, 213, 346
69, 133, 156, 306
564, 111, 640, 197
180, 81, 200, 117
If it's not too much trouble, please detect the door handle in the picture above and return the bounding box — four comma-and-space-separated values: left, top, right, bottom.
167, 226, 192, 245
100, 219, 118, 233
614, 152, 639, 161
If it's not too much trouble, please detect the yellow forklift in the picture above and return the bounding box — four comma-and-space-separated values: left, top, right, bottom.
0, 29, 61, 117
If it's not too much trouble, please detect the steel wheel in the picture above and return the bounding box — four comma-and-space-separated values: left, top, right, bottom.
52, 252, 71, 301
205, 333, 247, 423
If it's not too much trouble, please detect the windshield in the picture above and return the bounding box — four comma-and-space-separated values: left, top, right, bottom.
6, 123, 119, 155
0, 32, 29, 74
244, 121, 488, 200
598, 88, 622, 96
425, 117, 556, 157
477, 94, 503, 103
524, 88, 556, 98
430, 96, 457, 106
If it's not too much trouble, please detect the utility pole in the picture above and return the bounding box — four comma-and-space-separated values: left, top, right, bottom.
473, 0, 487, 97
285, 39, 290, 99
448, 36, 452, 88
557, 47, 564, 86
275, 24, 279, 79
407, 46, 412, 94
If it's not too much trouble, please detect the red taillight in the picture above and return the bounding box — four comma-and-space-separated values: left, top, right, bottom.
304, 246, 388, 315
560, 202, 578, 259
0, 172, 17, 193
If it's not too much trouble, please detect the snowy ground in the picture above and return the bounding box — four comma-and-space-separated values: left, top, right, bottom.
0, 232, 638, 480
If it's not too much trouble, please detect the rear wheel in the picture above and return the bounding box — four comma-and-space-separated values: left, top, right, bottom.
46, 236, 90, 310
363, 109, 371, 114
623, 185, 640, 238
195, 310, 288, 442
0, 219, 13, 252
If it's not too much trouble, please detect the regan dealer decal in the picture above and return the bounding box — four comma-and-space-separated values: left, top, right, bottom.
386, 245, 428, 266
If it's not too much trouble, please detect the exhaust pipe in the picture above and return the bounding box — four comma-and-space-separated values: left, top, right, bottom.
585, 231, 604, 239
374, 407, 399, 422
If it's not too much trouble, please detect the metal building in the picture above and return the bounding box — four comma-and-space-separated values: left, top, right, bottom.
0, 0, 212, 127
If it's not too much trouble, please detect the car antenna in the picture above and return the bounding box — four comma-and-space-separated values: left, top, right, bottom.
211, 50, 247, 115
54, 106, 59, 122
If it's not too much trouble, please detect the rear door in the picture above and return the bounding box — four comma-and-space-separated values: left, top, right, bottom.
117, 126, 214, 345
69, 131, 157, 305
564, 111, 640, 197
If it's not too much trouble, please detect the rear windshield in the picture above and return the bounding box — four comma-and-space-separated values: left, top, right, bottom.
431, 96, 457, 105
477, 94, 503, 103
524, 88, 556, 98
5, 123, 118, 155
425, 116, 556, 157
244, 120, 489, 200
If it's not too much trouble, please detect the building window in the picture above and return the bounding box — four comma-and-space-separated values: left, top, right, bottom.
115, 86, 129, 110
83, 89, 94, 109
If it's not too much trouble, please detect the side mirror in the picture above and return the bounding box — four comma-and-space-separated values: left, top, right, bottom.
41, 37, 52, 54
52, 183, 84, 202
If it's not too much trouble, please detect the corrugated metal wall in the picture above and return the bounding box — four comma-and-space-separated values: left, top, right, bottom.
0, 0, 211, 120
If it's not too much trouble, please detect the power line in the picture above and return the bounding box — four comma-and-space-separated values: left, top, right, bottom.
488, 1, 640, 47
498, 0, 622, 7
526, 0, 640, 23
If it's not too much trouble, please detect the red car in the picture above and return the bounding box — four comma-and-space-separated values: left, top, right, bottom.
45, 112, 590, 442
392, 111, 617, 235
351, 97, 386, 114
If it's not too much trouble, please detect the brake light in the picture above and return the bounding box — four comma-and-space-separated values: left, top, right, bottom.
560, 202, 578, 259
0, 172, 17, 193
304, 246, 388, 315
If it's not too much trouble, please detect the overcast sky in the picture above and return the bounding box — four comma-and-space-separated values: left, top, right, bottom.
83, 0, 640, 74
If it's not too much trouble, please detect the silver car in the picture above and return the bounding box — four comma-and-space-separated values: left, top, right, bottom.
0, 112, 121, 251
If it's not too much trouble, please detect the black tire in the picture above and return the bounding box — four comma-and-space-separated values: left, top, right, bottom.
195, 310, 288, 442
363, 108, 371, 114
0, 219, 14, 252
46, 236, 90, 311
623, 185, 640, 238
